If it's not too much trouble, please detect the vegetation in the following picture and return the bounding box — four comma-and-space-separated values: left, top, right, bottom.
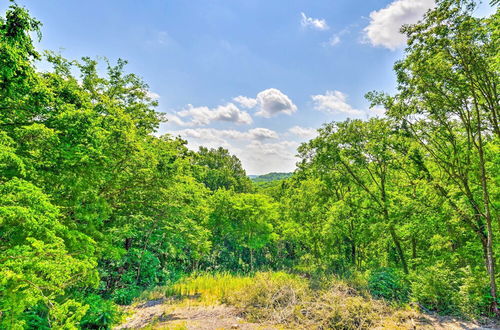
0, 0, 498, 329
138, 272, 423, 329
251, 172, 292, 183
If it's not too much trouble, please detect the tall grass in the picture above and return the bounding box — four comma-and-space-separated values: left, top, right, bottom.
137, 272, 423, 329
138, 272, 253, 305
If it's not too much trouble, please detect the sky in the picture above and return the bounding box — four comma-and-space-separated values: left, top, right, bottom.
3, 0, 495, 175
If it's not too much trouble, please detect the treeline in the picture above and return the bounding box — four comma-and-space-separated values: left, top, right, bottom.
0, 0, 498, 328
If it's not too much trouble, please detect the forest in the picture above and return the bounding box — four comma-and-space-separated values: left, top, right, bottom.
0, 0, 499, 329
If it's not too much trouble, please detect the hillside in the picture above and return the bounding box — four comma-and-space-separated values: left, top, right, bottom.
250, 172, 292, 183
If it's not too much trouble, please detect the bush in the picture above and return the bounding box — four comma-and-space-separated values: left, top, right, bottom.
454, 267, 492, 319
80, 294, 121, 329
368, 268, 409, 302
410, 263, 457, 314
111, 285, 142, 305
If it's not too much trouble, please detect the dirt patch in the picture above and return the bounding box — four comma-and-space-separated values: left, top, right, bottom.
414, 314, 499, 330
115, 299, 498, 330
115, 302, 279, 330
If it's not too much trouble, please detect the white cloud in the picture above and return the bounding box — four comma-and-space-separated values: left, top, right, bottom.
326, 34, 341, 46
255, 88, 298, 118
312, 90, 364, 116
242, 140, 299, 175
233, 95, 258, 108
248, 128, 279, 140
168, 103, 252, 126
300, 12, 329, 31
165, 114, 188, 126
232, 89, 297, 118
170, 127, 278, 142
146, 91, 160, 100
369, 106, 387, 117
288, 126, 318, 140
364, 0, 435, 50
166, 88, 297, 127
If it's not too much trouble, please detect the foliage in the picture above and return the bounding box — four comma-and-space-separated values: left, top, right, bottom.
193, 146, 253, 193
368, 268, 409, 302
0, 0, 498, 326
251, 172, 292, 183
79, 294, 121, 329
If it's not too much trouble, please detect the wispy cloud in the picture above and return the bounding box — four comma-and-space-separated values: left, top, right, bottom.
300, 12, 329, 31
312, 90, 364, 116
167, 103, 252, 127
288, 126, 318, 140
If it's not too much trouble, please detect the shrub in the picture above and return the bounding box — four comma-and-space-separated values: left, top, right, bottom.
410, 263, 457, 314
111, 285, 142, 305
368, 268, 409, 302
80, 294, 121, 329
454, 267, 491, 319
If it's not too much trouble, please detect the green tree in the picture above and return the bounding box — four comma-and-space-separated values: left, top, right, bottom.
369, 0, 499, 313
209, 190, 278, 271
194, 147, 253, 193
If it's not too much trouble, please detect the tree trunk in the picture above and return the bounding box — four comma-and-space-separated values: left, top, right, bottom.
475, 102, 499, 315
411, 236, 417, 271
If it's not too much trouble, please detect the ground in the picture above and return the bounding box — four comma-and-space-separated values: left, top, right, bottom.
114, 298, 498, 330
115, 299, 278, 330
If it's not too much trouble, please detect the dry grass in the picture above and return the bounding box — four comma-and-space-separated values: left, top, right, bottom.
129, 272, 485, 329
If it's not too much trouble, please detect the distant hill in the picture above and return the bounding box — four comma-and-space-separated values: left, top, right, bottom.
250, 172, 292, 183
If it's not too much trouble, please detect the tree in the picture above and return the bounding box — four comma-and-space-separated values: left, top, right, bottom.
209, 190, 278, 271
368, 0, 499, 313
298, 118, 414, 274
194, 147, 253, 193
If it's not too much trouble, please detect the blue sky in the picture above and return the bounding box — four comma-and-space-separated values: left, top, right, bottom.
3, 0, 495, 174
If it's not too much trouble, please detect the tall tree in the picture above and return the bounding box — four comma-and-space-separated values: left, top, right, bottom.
194, 147, 253, 193
369, 0, 499, 313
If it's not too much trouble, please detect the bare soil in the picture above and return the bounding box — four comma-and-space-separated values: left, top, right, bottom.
115, 299, 499, 330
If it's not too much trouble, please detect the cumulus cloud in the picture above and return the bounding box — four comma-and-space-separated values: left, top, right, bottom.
364, 0, 435, 50
248, 128, 279, 140
255, 88, 298, 117
166, 88, 297, 127
168, 103, 252, 126
233, 89, 298, 118
241, 140, 299, 174
233, 95, 258, 108
288, 126, 318, 140
312, 90, 364, 116
300, 12, 329, 30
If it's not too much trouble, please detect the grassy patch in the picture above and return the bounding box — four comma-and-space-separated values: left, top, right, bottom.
138, 272, 424, 329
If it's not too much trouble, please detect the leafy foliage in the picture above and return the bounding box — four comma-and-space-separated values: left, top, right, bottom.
0, 1, 498, 327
